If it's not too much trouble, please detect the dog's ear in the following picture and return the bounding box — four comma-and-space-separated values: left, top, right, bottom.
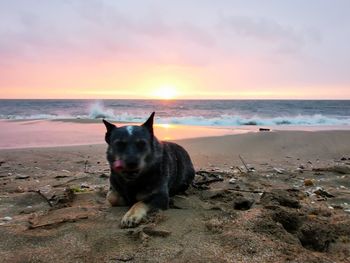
103, 119, 117, 144
142, 112, 155, 136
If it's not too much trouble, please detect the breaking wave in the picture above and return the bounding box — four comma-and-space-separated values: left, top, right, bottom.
1, 101, 349, 127
85, 102, 350, 126
88, 101, 116, 119
3, 113, 349, 127
157, 114, 350, 126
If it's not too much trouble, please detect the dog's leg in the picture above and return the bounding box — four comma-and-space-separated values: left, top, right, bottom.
107, 189, 126, 206
120, 192, 169, 228
120, 201, 149, 228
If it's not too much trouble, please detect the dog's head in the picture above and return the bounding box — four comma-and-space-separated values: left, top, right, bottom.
103, 112, 158, 180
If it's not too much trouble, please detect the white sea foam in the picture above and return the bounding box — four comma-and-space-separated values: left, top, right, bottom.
88, 101, 116, 119
0, 113, 70, 120
1, 112, 349, 126
98, 113, 350, 127
158, 114, 350, 126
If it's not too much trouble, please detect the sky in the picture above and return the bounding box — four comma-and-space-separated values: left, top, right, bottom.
0, 0, 350, 99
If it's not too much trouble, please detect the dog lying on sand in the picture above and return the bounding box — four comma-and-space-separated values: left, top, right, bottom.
103, 112, 195, 228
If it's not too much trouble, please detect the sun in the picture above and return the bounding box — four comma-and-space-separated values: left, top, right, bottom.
153, 85, 178, 100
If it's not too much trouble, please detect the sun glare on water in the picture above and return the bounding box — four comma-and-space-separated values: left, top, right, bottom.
153, 85, 178, 100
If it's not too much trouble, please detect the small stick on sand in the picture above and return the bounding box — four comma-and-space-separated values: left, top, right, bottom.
29, 190, 53, 207
228, 188, 266, 194
52, 175, 91, 188
84, 160, 88, 173
192, 178, 223, 186
193, 170, 224, 187
239, 155, 251, 173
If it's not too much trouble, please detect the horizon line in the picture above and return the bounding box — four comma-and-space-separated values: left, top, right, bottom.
0, 98, 350, 101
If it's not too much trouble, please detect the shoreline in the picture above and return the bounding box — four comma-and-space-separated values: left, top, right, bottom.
1, 129, 350, 179
1, 129, 349, 165
1, 119, 350, 150
0, 119, 253, 150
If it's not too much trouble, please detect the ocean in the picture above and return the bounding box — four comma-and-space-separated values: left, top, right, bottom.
1, 99, 350, 127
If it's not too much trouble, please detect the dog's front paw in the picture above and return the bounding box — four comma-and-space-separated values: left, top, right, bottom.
120, 201, 149, 228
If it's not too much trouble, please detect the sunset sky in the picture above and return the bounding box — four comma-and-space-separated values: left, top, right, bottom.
1, 0, 349, 99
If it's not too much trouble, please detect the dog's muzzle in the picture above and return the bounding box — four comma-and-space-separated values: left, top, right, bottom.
125, 159, 140, 171
112, 160, 125, 172
112, 159, 141, 178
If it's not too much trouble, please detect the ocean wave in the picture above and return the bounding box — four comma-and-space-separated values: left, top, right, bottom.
157, 114, 350, 126
0, 113, 71, 120
1, 102, 349, 127
88, 101, 116, 119
86, 111, 350, 126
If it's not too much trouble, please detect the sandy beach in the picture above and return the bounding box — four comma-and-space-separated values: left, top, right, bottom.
1, 128, 350, 262
2, 0, 350, 261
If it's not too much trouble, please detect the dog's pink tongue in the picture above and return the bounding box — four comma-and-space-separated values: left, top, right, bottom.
112, 160, 124, 172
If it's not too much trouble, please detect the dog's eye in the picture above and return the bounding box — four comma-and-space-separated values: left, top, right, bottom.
136, 140, 146, 150
115, 141, 126, 149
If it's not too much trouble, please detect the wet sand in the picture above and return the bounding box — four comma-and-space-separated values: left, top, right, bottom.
0, 130, 350, 262
0, 120, 252, 149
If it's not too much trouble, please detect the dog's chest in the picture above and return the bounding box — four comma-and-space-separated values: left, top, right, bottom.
135, 186, 157, 201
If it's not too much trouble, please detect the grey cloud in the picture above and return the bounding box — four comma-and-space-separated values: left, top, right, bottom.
72, 0, 215, 48
0, 0, 216, 66
218, 15, 322, 54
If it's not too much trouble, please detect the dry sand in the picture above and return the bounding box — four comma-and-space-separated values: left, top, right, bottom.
0, 130, 350, 262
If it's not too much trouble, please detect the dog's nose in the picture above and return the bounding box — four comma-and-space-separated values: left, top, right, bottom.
125, 159, 139, 170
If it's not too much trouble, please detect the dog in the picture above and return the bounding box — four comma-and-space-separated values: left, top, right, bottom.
103, 112, 195, 228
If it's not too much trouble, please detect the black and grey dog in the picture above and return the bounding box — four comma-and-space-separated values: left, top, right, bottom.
103, 112, 195, 228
